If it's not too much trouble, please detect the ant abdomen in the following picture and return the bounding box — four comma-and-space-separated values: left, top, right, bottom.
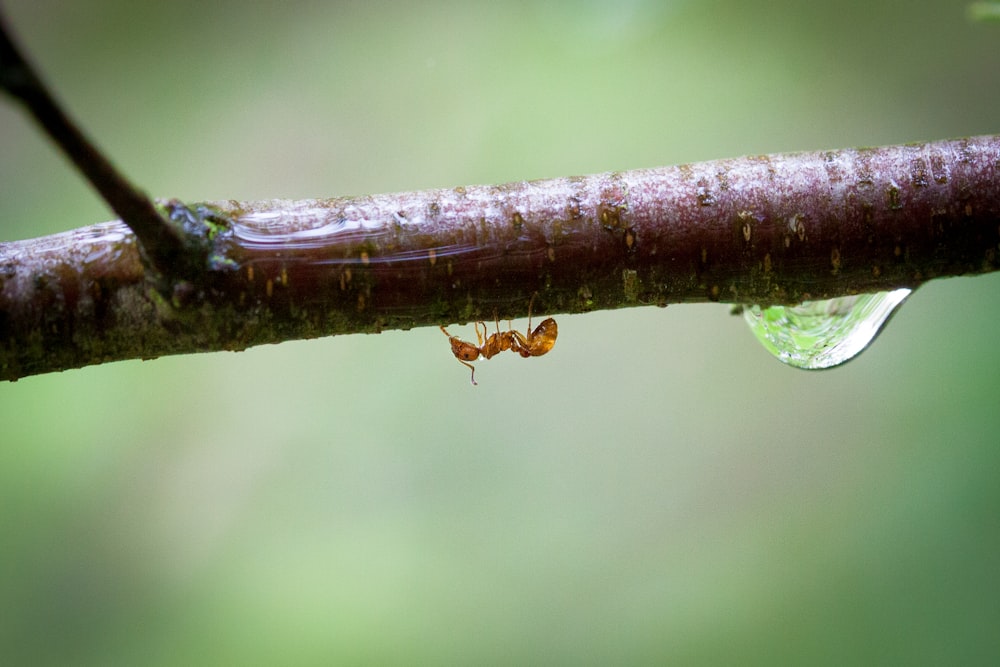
516, 318, 557, 358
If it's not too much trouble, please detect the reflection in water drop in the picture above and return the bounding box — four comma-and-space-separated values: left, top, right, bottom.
742, 289, 912, 369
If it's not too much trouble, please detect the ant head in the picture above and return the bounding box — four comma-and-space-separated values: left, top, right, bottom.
449, 338, 481, 362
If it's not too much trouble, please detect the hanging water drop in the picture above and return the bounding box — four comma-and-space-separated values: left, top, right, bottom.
742, 289, 912, 369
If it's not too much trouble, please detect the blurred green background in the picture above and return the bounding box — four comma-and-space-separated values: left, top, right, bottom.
2, 1, 999, 663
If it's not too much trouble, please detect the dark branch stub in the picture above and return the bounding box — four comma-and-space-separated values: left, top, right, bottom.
0, 9, 204, 285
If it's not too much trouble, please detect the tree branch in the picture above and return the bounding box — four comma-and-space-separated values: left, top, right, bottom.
1, 135, 998, 381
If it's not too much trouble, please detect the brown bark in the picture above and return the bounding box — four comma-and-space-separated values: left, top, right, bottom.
2, 135, 999, 381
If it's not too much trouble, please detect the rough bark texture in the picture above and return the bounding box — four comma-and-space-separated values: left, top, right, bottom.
2, 135, 999, 381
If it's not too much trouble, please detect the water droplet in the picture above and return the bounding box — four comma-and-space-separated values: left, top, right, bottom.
742, 288, 911, 369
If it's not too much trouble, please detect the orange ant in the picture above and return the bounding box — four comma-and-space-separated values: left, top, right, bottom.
439, 297, 557, 385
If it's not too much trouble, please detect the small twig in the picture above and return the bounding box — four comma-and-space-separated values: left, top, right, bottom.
0, 8, 185, 279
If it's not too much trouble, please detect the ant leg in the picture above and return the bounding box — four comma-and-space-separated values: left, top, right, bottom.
460, 359, 478, 386
511, 329, 528, 355
526, 292, 537, 334
474, 321, 486, 347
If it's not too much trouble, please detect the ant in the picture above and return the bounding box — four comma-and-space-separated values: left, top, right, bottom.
439, 297, 557, 385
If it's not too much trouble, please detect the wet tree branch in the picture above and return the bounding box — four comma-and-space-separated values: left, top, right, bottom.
0, 7, 998, 381
2, 135, 999, 381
